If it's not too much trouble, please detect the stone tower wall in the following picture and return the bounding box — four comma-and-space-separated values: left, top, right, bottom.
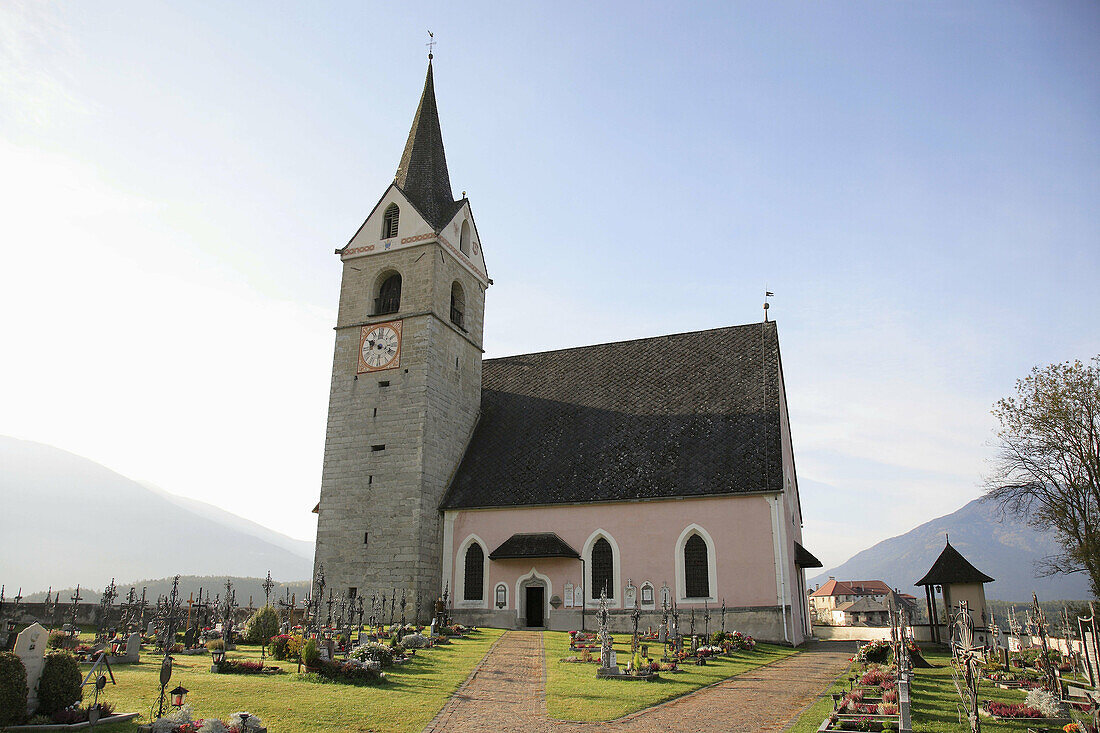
314, 239, 484, 613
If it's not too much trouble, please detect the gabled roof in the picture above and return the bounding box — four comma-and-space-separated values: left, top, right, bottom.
915, 541, 995, 586
847, 580, 893, 595
394, 61, 459, 231
811, 578, 858, 597
440, 322, 785, 510
488, 533, 580, 560
841, 596, 889, 613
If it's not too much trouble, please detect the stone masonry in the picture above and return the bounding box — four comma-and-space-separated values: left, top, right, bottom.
314, 234, 486, 612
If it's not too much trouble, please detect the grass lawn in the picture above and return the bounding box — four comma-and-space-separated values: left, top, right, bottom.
542, 631, 799, 722
909, 648, 1067, 733
64, 628, 503, 733
785, 645, 1079, 733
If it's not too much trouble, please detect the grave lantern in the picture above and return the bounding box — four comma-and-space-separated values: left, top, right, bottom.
210, 646, 226, 665
170, 685, 189, 708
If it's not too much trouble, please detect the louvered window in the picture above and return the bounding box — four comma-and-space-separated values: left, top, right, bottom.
464, 543, 484, 600
590, 538, 614, 599
450, 281, 465, 329
684, 534, 710, 598
375, 273, 401, 315
381, 204, 399, 239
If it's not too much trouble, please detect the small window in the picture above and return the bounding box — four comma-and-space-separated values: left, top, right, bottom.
381, 203, 399, 239
376, 273, 401, 315
368, 475, 373, 485
463, 544, 484, 601
450, 281, 465, 329
378, 381, 390, 388
685, 534, 710, 598
348, 587, 357, 599
459, 220, 471, 255
363, 532, 369, 545
371, 444, 385, 452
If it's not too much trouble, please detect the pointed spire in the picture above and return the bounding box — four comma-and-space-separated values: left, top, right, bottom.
395, 60, 457, 230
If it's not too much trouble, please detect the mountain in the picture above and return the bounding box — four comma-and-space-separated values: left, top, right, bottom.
0, 436, 314, 594
809, 498, 1095, 602
23, 576, 312, 606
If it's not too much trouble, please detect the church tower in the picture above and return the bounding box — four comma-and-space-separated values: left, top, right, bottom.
313, 59, 489, 610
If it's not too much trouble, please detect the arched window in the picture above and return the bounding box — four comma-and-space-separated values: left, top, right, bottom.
450, 281, 465, 329
376, 272, 401, 315
459, 220, 471, 255
463, 543, 484, 601
684, 534, 710, 598
381, 204, 399, 239
591, 538, 614, 600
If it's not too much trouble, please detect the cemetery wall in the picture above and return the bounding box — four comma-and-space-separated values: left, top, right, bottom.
812, 625, 894, 642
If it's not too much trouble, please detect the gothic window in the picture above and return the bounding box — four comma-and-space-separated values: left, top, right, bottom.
381, 204, 399, 239
376, 272, 401, 315
684, 534, 710, 598
459, 220, 471, 255
463, 543, 484, 601
450, 281, 465, 329
591, 538, 614, 600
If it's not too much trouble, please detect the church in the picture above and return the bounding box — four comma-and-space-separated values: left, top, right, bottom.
312, 59, 820, 645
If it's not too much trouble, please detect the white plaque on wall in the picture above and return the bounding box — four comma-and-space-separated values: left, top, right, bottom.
564, 583, 574, 608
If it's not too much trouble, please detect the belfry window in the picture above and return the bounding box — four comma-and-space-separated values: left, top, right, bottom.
450, 281, 465, 329
590, 538, 614, 600
463, 543, 484, 601
381, 204, 399, 239
684, 534, 710, 598
376, 273, 401, 315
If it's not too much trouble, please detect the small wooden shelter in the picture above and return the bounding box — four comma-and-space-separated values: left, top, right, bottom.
915, 538, 994, 644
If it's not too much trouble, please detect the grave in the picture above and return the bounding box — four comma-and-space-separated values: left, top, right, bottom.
14, 622, 47, 717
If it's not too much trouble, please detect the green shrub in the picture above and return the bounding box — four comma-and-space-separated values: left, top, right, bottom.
206, 638, 225, 652
270, 634, 290, 660
243, 606, 279, 645
0, 651, 29, 726
37, 650, 82, 715
46, 630, 69, 650
302, 638, 320, 668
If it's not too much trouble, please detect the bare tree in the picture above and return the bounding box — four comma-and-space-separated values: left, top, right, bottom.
985, 356, 1100, 597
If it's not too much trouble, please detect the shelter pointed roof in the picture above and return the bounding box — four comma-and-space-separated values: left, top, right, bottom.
395, 61, 459, 230
915, 541, 995, 586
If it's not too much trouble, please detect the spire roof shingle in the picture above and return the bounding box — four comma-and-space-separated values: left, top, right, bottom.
395, 61, 459, 231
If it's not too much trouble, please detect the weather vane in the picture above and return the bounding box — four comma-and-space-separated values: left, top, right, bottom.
426, 30, 436, 60
764, 290, 774, 322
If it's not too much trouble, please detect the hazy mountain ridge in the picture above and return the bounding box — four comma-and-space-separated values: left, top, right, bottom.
810, 498, 1095, 602
23, 576, 312, 605
0, 436, 314, 593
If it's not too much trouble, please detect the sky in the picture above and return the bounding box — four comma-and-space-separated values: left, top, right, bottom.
1, 1, 1098, 571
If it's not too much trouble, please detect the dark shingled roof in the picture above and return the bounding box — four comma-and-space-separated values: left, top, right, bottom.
915, 542, 995, 586
795, 542, 823, 568
441, 322, 784, 509
394, 61, 460, 231
488, 533, 581, 560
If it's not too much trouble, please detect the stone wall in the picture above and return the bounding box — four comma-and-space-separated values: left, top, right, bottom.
314, 237, 483, 612
452, 605, 799, 645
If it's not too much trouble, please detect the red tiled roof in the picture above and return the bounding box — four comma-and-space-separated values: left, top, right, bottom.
810, 578, 858, 597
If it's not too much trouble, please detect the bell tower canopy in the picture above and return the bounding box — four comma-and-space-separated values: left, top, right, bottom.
395, 61, 457, 231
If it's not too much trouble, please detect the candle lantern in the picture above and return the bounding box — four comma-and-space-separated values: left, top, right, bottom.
169, 685, 189, 708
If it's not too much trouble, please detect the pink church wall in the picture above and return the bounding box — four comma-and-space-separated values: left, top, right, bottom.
445, 493, 805, 642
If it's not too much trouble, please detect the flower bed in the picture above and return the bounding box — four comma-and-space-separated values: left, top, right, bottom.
302, 658, 385, 686
212, 660, 265, 675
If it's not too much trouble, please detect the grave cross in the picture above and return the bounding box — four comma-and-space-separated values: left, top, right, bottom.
95, 579, 117, 642
356, 596, 365, 631
369, 592, 379, 628
388, 588, 396, 627
262, 571, 275, 609
400, 589, 407, 627
221, 579, 238, 644
950, 600, 983, 733
630, 605, 641, 653
155, 576, 185, 655
68, 585, 83, 636
1031, 592, 1057, 695
721, 598, 727, 635
415, 590, 422, 626
277, 587, 293, 632
312, 564, 326, 636
703, 600, 710, 639
42, 587, 56, 629
325, 590, 336, 629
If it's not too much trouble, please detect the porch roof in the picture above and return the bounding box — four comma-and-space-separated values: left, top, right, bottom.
489, 532, 581, 560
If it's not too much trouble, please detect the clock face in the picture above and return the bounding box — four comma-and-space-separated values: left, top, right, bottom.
358, 321, 402, 373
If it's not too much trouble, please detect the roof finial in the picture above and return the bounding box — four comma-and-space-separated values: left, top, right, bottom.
945, 532, 950, 545
426, 30, 436, 61
763, 290, 774, 322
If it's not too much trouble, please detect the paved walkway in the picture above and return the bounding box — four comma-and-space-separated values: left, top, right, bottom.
423, 632, 854, 733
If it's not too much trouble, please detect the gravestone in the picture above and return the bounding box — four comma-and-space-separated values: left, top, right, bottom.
147, 620, 157, 636
14, 622, 47, 716
1085, 630, 1098, 685
123, 632, 141, 662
